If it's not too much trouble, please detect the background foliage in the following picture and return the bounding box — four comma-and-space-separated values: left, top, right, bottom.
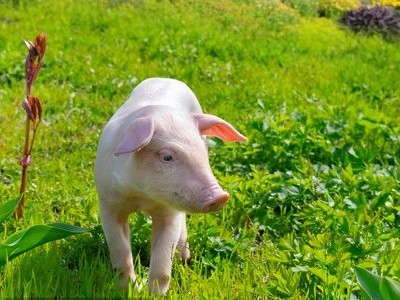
0, 0, 399, 298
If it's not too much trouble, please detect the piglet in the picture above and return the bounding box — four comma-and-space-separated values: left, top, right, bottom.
94, 78, 246, 294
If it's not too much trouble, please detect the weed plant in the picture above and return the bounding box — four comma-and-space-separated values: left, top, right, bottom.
0, 0, 399, 298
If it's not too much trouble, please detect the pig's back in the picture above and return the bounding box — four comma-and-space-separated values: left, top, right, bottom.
112, 78, 202, 121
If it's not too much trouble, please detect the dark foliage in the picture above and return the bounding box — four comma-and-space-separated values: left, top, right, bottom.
339, 5, 400, 39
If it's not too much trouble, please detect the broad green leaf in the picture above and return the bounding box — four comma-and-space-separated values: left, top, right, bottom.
380, 277, 400, 300
0, 197, 21, 224
0, 223, 88, 266
309, 267, 337, 285
355, 266, 384, 300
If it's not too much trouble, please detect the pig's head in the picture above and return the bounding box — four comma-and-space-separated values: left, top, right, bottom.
114, 108, 246, 213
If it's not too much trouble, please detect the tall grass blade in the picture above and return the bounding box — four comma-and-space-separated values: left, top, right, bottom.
0, 223, 88, 266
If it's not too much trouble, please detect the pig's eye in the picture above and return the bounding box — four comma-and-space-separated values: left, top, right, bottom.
159, 152, 174, 163
163, 154, 173, 162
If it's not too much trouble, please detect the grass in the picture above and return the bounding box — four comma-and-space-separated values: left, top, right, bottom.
0, 0, 399, 298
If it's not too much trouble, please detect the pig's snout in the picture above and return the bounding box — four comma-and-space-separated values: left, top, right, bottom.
201, 189, 230, 213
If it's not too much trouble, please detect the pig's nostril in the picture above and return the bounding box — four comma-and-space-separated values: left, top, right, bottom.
202, 192, 230, 213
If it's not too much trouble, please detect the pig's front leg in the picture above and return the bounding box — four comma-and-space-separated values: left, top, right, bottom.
100, 204, 136, 287
148, 211, 183, 294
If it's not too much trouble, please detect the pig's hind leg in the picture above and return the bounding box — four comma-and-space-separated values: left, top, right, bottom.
148, 211, 184, 295
176, 213, 191, 262
100, 203, 136, 287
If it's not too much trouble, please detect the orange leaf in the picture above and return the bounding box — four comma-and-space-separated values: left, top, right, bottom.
34, 33, 46, 59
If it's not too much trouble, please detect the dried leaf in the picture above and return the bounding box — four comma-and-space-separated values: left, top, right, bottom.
31, 98, 38, 123
25, 53, 37, 95
22, 98, 35, 122
22, 96, 42, 125
23, 40, 35, 50
34, 97, 42, 121
24, 33, 47, 95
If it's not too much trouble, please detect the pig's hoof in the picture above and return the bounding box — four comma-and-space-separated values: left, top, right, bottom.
115, 268, 137, 290
149, 274, 170, 295
177, 242, 191, 263
118, 276, 142, 292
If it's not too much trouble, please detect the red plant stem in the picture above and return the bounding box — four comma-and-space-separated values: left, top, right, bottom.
23, 105, 31, 158
16, 113, 32, 219
29, 121, 40, 154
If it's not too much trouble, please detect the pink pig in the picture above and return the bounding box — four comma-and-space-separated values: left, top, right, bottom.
94, 78, 246, 294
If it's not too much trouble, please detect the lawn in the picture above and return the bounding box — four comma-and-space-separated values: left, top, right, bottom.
0, 0, 399, 298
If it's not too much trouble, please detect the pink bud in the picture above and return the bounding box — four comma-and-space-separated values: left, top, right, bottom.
19, 155, 31, 167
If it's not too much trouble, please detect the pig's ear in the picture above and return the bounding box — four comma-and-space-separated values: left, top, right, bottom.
192, 113, 247, 142
114, 117, 155, 155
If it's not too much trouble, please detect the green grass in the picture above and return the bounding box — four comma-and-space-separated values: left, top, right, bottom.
0, 0, 399, 298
